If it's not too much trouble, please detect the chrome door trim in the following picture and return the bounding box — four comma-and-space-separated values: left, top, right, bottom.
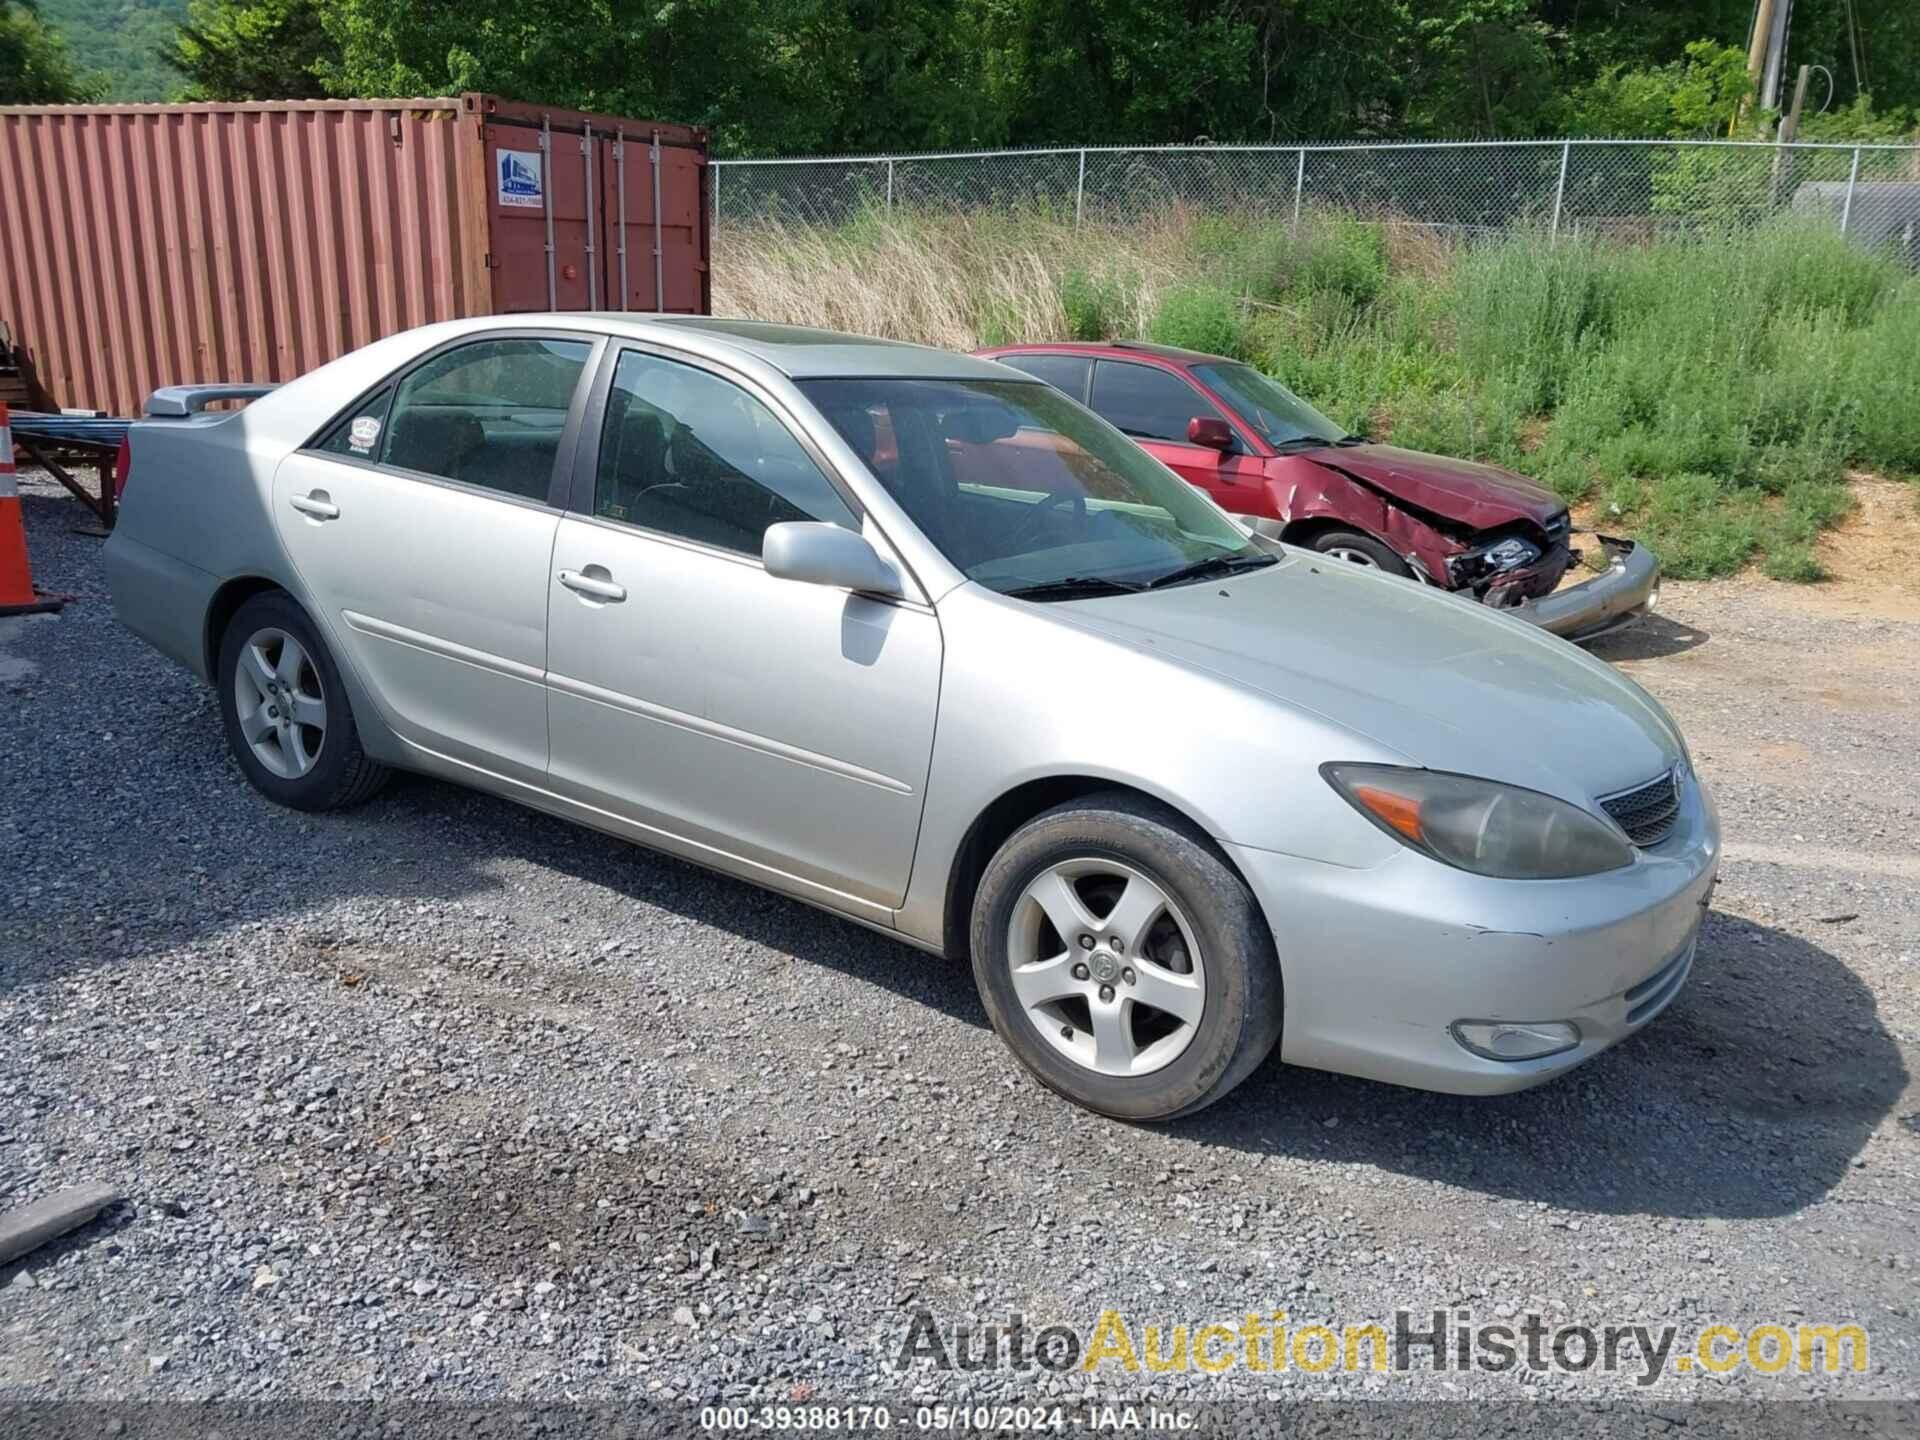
545, 669, 916, 795
340, 609, 546, 686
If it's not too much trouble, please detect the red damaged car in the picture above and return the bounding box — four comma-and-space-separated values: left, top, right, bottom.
975, 341, 1657, 643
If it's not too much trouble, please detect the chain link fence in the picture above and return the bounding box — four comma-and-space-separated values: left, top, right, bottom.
713, 139, 1920, 258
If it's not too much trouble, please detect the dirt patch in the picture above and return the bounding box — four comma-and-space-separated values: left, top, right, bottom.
1575, 473, 1920, 621
1793, 472, 1920, 621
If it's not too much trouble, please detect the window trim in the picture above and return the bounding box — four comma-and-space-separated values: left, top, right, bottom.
298, 328, 607, 511
1089, 358, 1246, 455
565, 339, 869, 556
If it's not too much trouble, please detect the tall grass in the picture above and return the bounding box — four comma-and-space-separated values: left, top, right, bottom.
713, 208, 1920, 579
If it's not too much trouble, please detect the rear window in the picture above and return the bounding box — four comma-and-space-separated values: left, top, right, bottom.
997, 353, 1092, 401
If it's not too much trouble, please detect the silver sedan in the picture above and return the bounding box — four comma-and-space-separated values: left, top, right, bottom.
104, 316, 1719, 1120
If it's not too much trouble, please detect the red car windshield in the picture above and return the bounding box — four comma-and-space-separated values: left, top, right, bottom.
1193, 362, 1349, 448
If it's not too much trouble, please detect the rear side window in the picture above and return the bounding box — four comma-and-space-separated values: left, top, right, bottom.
998, 354, 1092, 401
594, 350, 856, 557
1090, 361, 1228, 445
379, 337, 592, 501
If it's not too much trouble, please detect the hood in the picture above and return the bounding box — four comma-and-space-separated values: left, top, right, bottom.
1307, 443, 1564, 531
1052, 554, 1682, 805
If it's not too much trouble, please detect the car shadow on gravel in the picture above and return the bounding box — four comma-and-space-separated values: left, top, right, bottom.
1586, 611, 1710, 661
1184, 908, 1908, 1220
329, 781, 1905, 1225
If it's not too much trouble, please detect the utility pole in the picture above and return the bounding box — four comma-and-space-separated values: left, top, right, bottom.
1761, 0, 1795, 113
1737, 0, 1777, 134
1771, 64, 1811, 207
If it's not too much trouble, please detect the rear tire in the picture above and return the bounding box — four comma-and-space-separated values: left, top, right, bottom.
216, 591, 390, 812
970, 792, 1283, 1121
1308, 528, 1414, 578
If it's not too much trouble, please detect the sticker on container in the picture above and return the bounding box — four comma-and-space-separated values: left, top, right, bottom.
498, 149, 544, 209
348, 415, 382, 453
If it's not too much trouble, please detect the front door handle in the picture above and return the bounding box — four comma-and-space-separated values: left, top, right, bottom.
558, 568, 627, 603
289, 491, 339, 520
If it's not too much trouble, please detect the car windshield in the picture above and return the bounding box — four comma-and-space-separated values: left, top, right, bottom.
1193, 362, 1349, 448
798, 377, 1272, 597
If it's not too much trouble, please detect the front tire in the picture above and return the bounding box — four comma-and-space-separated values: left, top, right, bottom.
1308, 528, 1414, 578
970, 793, 1283, 1120
216, 591, 390, 811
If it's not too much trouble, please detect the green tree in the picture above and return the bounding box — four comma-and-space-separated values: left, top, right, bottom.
1, 0, 98, 102
1561, 39, 1754, 138
168, 0, 329, 100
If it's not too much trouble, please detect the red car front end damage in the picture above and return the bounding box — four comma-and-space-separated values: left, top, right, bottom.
976, 341, 1659, 643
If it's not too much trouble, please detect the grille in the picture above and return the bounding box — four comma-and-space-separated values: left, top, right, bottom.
1543, 511, 1571, 545
1601, 769, 1681, 847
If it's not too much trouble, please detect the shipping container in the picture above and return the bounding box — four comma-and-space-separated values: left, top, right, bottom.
0, 94, 710, 417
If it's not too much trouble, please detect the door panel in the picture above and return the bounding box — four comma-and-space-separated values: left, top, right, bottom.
546, 519, 941, 907
271, 451, 560, 782
1139, 438, 1268, 509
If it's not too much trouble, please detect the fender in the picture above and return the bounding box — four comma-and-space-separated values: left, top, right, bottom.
1269, 462, 1470, 583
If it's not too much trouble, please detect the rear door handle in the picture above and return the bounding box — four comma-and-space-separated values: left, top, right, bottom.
558, 568, 627, 603
289, 492, 339, 520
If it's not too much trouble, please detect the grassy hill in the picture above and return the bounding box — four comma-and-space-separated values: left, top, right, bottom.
41, 0, 185, 101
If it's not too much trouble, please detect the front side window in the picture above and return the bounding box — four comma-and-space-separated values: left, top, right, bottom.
799, 377, 1271, 598
380, 337, 592, 501
1089, 361, 1231, 446
1193, 362, 1348, 448
595, 350, 857, 556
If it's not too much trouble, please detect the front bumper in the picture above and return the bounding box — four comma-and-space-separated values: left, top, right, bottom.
1226, 771, 1718, 1096
1491, 536, 1661, 644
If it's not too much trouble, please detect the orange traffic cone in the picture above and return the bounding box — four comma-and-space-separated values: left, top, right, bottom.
1, 402, 65, 616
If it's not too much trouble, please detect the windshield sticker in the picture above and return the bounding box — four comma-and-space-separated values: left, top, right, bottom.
498, 149, 544, 209
348, 415, 382, 453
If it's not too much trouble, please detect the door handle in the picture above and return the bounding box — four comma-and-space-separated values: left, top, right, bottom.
558, 568, 627, 603
289, 492, 340, 520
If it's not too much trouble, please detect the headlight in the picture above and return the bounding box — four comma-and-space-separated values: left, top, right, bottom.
1482, 537, 1540, 570
1447, 535, 1541, 585
1322, 763, 1635, 879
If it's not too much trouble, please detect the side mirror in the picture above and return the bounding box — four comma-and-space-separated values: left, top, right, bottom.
1188, 416, 1236, 452
764, 522, 903, 597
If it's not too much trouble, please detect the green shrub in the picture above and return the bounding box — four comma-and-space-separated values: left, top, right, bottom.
1149, 284, 1243, 357
1059, 267, 1135, 341
720, 206, 1920, 582
1298, 215, 1388, 306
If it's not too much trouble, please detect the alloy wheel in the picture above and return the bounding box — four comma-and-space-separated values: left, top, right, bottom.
1006, 858, 1206, 1077
1322, 545, 1379, 568
233, 627, 326, 779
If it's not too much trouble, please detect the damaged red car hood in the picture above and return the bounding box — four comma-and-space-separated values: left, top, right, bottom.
1307, 444, 1564, 530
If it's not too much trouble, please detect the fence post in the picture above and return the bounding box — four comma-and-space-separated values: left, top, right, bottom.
1291, 147, 1306, 233
885, 158, 895, 213
1550, 140, 1571, 242
1075, 149, 1087, 227
1839, 146, 1861, 235
711, 160, 720, 228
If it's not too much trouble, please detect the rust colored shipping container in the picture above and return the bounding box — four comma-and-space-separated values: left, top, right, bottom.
0, 94, 710, 417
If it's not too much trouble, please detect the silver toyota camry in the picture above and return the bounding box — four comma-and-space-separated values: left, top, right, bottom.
104, 316, 1719, 1120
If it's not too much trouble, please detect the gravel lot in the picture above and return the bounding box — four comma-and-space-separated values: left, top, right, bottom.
3, 471, 1916, 1426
